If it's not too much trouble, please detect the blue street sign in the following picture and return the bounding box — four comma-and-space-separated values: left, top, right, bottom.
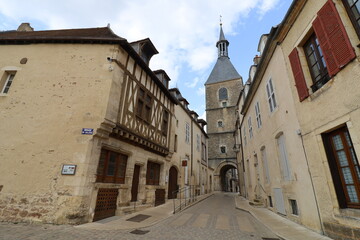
82, 128, 94, 135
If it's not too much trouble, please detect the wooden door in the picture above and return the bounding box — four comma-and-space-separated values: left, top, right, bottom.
131, 165, 140, 202
168, 166, 178, 199
155, 189, 166, 206
93, 188, 118, 221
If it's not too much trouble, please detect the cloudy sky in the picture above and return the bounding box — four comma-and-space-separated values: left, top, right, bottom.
0, 0, 292, 119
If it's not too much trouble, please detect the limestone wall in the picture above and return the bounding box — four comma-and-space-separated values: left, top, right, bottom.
280, 0, 360, 237
0, 43, 115, 223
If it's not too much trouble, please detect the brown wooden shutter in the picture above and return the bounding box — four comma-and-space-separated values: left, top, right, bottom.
312, 0, 356, 77
289, 48, 309, 101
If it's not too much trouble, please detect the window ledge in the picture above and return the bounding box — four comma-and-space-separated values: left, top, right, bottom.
94, 182, 129, 189
309, 77, 334, 101
0, 93, 8, 97
335, 208, 360, 221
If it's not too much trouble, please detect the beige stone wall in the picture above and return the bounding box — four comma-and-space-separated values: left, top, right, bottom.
0, 43, 116, 223
280, 0, 360, 237
240, 46, 322, 232
0, 37, 212, 225
171, 103, 212, 193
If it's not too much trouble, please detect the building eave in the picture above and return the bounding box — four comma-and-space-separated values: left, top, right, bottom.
240, 0, 307, 115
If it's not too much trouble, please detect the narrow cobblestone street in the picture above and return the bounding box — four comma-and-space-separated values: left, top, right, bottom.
0, 193, 278, 240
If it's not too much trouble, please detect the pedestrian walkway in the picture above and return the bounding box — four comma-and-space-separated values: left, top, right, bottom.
234, 195, 333, 240
76, 193, 213, 231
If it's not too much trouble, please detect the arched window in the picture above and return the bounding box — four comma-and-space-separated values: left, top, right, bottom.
219, 88, 228, 100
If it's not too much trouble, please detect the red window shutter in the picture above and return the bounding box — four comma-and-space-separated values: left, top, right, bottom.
289, 48, 309, 102
313, 0, 356, 77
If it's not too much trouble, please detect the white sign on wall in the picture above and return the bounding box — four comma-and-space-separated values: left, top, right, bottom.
61, 164, 77, 175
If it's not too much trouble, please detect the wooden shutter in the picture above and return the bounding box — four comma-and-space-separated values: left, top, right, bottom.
289, 48, 309, 101
313, 0, 356, 77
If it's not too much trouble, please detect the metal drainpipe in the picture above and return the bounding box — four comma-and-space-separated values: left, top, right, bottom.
239, 113, 247, 198
299, 131, 324, 234
191, 120, 193, 177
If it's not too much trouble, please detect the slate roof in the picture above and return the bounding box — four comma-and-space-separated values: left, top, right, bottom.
0, 25, 178, 103
205, 56, 241, 85
218, 24, 227, 42
0, 27, 124, 44
205, 24, 241, 85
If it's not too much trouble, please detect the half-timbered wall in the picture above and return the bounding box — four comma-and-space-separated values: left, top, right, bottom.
112, 54, 173, 156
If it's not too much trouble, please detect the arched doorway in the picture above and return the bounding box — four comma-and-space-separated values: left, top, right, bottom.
168, 166, 178, 199
219, 164, 238, 192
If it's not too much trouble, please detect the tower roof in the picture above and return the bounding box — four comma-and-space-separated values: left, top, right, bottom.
205, 23, 241, 85
205, 57, 241, 85
219, 24, 226, 42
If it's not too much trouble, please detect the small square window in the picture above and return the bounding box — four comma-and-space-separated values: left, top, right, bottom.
218, 121, 223, 127
222, 102, 227, 107
289, 199, 298, 215
220, 146, 226, 153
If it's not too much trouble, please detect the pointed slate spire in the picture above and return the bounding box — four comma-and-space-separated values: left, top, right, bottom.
216, 22, 229, 58
219, 22, 226, 41
205, 21, 241, 85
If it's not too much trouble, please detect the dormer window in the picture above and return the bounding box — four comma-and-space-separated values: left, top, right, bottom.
154, 70, 170, 89
130, 38, 159, 66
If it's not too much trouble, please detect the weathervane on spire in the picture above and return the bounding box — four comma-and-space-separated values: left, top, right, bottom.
220, 15, 222, 26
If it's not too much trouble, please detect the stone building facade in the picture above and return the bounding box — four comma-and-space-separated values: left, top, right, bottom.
236, 0, 360, 239
0, 24, 212, 224
205, 24, 243, 191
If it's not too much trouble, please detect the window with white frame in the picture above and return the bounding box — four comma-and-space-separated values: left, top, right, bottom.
1, 72, 16, 94
246, 159, 251, 187
196, 134, 200, 152
261, 147, 270, 184
248, 116, 253, 139
255, 102, 262, 128
277, 133, 291, 181
185, 122, 190, 143
243, 126, 247, 145
266, 79, 277, 113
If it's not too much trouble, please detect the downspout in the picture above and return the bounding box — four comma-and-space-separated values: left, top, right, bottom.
191, 120, 193, 177
239, 114, 247, 198
299, 131, 324, 234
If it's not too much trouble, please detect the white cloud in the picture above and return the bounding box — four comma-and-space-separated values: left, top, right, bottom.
257, 0, 281, 17
185, 77, 200, 88
0, 0, 280, 85
197, 87, 205, 96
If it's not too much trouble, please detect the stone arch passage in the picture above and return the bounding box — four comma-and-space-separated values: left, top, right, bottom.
219, 164, 238, 192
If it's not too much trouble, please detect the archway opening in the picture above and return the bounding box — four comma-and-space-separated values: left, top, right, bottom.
220, 165, 238, 192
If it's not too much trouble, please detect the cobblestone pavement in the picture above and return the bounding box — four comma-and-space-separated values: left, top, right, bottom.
0, 193, 278, 240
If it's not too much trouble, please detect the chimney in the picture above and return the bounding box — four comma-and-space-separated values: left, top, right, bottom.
17, 23, 34, 32
253, 55, 261, 65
